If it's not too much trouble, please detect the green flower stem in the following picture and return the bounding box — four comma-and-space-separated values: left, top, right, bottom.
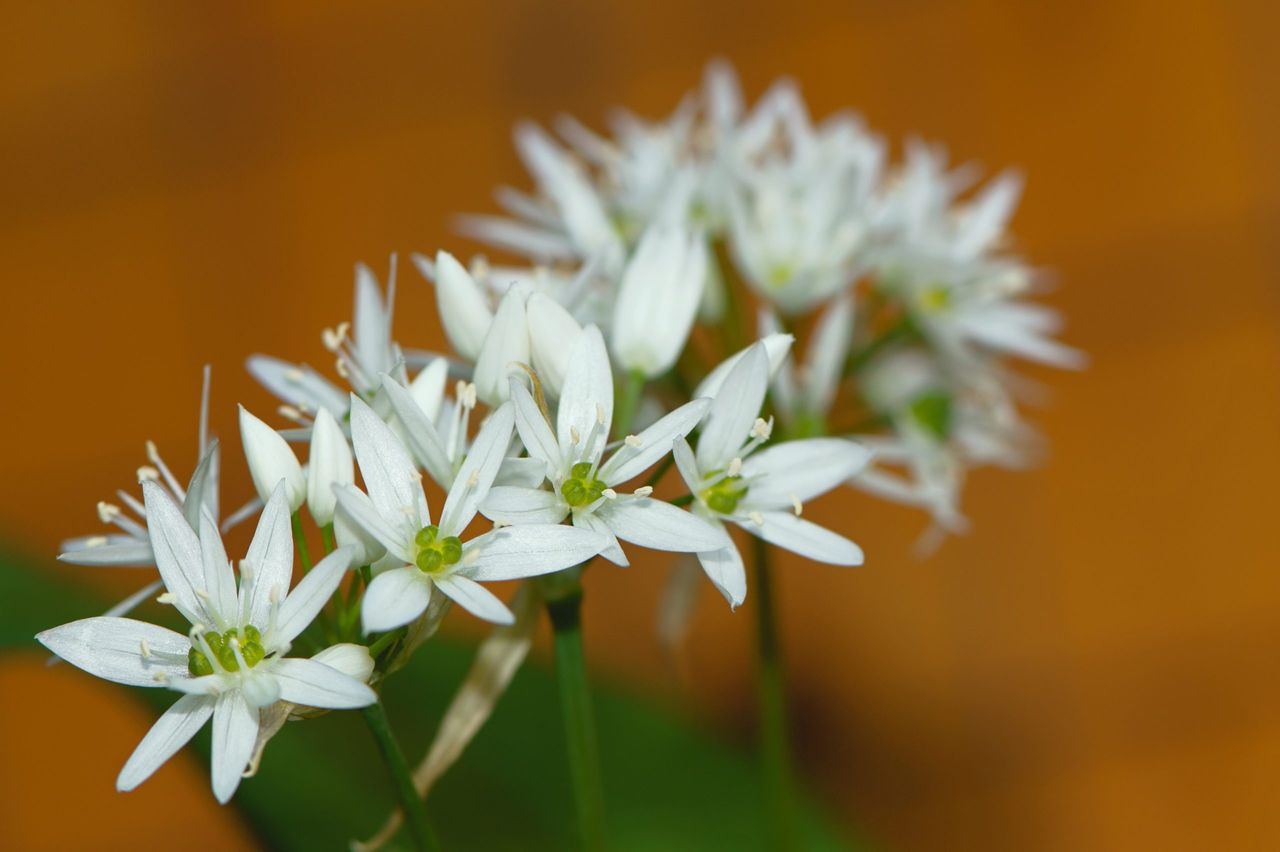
612, 368, 646, 442
367, 626, 407, 661
542, 569, 607, 852
320, 522, 335, 554
668, 493, 694, 508
845, 316, 916, 375
290, 511, 313, 573
362, 701, 442, 852
752, 536, 798, 850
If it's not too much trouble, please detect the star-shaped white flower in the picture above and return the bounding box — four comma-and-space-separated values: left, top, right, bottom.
334, 395, 608, 631
481, 326, 721, 566
674, 341, 872, 606
38, 482, 374, 803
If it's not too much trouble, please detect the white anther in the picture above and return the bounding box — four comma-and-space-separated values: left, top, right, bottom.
570, 427, 581, 445
84, 536, 109, 548
601, 488, 617, 500
468, 469, 480, 487
137, 466, 160, 482
145, 440, 161, 463
322, 324, 349, 352
156, 592, 177, 605
595, 403, 605, 425
278, 404, 304, 422
153, 672, 170, 683
727, 457, 743, 477
239, 560, 255, 583
195, 589, 210, 601
457, 381, 478, 409
748, 511, 765, 526
624, 434, 643, 448
463, 548, 480, 566
790, 495, 803, 517
96, 501, 121, 523
750, 418, 773, 440
633, 486, 653, 498
492, 520, 510, 529
284, 368, 306, 383
139, 639, 152, 658
335, 358, 351, 379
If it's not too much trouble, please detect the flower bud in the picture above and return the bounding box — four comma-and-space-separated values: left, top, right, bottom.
611, 225, 708, 378
306, 407, 353, 525
421, 251, 492, 361
311, 643, 375, 684
472, 285, 530, 406
239, 405, 305, 511
526, 292, 582, 398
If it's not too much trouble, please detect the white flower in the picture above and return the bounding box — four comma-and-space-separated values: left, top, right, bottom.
417, 250, 493, 362
239, 405, 306, 512
693, 332, 794, 399
674, 342, 871, 606
305, 407, 353, 525
482, 326, 720, 566
526, 291, 584, 398
761, 294, 854, 433
610, 225, 708, 379
334, 395, 608, 630
472, 284, 531, 406
37, 483, 374, 803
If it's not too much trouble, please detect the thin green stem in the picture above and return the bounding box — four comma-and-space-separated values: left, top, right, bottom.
668, 493, 694, 508
320, 522, 335, 554
291, 511, 313, 573
367, 626, 407, 661
362, 701, 441, 852
543, 570, 607, 852
612, 369, 646, 441
753, 536, 798, 850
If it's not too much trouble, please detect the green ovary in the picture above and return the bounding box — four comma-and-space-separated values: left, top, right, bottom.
188, 625, 265, 676
414, 524, 463, 574
701, 474, 749, 515
908, 391, 952, 441
560, 461, 608, 508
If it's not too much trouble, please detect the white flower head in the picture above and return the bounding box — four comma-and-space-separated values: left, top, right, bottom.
38, 483, 373, 803
335, 395, 609, 631
239, 405, 306, 512
483, 326, 721, 566
675, 341, 871, 607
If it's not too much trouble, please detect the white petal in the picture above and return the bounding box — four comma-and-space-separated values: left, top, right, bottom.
117, 694, 215, 792
362, 566, 432, 633
693, 332, 794, 399
571, 507, 628, 567
672, 435, 704, 495
424, 251, 493, 361
380, 374, 455, 490
556, 325, 614, 460
694, 526, 747, 607
510, 379, 563, 476
697, 342, 770, 471
526, 292, 583, 398
242, 484, 295, 628
472, 285, 530, 406
37, 617, 190, 687
272, 546, 357, 647
599, 398, 710, 485
480, 486, 570, 525
463, 524, 607, 580
353, 262, 393, 380
333, 486, 412, 563
349, 394, 429, 535
743, 511, 864, 566
805, 293, 854, 413
270, 658, 377, 709
311, 643, 374, 683
239, 406, 306, 511
245, 355, 348, 418
198, 510, 238, 627
306, 408, 354, 526
440, 403, 515, 536
595, 497, 723, 553
141, 480, 208, 625
495, 455, 550, 489
408, 357, 450, 422
211, 692, 259, 803
434, 574, 515, 624
58, 540, 154, 567
611, 226, 707, 377
741, 438, 872, 507
183, 438, 221, 530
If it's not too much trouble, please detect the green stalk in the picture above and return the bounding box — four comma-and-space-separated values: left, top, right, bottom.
612, 369, 646, 441
752, 536, 798, 850
290, 511, 313, 573
320, 522, 336, 554
362, 701, 442, 852
543, 570, 607, 851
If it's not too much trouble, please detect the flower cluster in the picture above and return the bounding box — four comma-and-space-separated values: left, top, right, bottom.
39, 61, 1077, 816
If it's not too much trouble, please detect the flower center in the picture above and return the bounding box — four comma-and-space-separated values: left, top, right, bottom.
561, 461, 608, 508
414, 524, 463, 574
917, 283, 951, 313
188, 625, 265, 676
908, 391, 952, 440
701, 473, 749, 515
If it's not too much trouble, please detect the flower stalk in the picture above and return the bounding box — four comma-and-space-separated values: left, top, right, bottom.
543, 568, 607, 852
362, 700, 442, 852
753, 536, 798, 850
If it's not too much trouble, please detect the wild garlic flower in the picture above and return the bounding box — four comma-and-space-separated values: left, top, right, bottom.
38, 483, 375, 802
760, 293, 855, 435
674, 342, 871, 606
481, 326, 720, 565
334, 396, 608, 630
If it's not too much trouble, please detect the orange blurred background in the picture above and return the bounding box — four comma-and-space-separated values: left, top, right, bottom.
3, 1, 1279, 849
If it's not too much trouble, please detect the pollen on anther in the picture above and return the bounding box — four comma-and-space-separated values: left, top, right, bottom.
137, 466, 160, 482
570, 427, 581, 445
624, 435, 643, 448
790, 495, 803, 517
748, 511, 765, 526
727, 457, 743, 477
633, 486, 653, 498
284, 368, 306, 383
602, 488, 617, 500
97, 501, 121, 523
595, 403, 605, 425
750, 418, 773, 440
156, 592, 177, 605
139, 639, 152, 658
85, 536, 109, 548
